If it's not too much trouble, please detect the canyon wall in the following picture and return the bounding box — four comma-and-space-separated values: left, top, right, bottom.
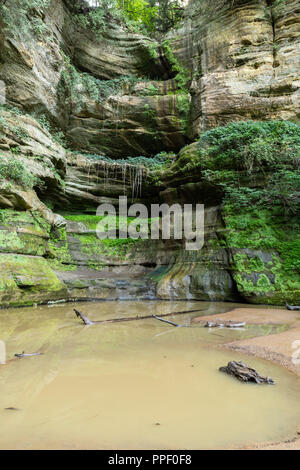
0, 0, 299, 307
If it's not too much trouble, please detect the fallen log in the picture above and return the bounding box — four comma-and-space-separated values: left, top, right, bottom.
74, 308, 204, 326
152, 314, 183, 327
286, 303, 300, 311
219, 361, 275, 384
204, 320, 246, 328
74, 308, 96, 326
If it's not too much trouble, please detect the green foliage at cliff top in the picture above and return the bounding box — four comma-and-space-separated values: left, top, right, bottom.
74, 0, 185, 36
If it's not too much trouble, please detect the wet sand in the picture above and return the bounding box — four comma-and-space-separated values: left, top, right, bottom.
193, 307, 300, 450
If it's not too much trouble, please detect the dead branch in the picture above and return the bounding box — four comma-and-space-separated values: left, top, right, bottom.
74, 307, 204, 326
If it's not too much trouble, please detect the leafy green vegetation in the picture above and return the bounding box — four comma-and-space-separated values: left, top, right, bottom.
0, 158, 44, 190
176, 94, 191, 132
141, 83, 160, 96
165, 121, 299, 216
162, 40, 190, 93
223, 209, 300, 304
48, 227, 77, 272
197, 120, 300, 215
76, 233, 140, 254
72, 0, 185, 37
77, 151, 174, 170
224, 210, 299, 266
154, 120, 300, 304
0, 0, 51, 40
31, 114, 67, 147
143, 103, 157, 122
0, 0, 185, 42
160, 40, 191, 131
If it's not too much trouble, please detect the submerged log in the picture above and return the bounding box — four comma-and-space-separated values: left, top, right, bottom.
74, 308, 204, 326
219, 361, 275, 384
286, 303, 300, 311
14, 352, 43, 359
152, 315, 183, 327
204, 320, 246, 328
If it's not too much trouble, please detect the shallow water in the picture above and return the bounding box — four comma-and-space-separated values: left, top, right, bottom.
0, 301, 299, 450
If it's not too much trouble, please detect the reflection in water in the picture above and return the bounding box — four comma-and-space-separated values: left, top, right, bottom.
0, 301, 299, 450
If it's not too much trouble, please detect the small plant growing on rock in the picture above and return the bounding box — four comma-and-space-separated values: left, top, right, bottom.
0, 158, 44, 190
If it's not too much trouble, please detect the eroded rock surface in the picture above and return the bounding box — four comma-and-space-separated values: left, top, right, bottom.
169, 0, 300, 138
0, 0, 299, 307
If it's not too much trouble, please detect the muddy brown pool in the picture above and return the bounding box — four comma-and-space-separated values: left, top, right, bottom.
0, 301, 299, 449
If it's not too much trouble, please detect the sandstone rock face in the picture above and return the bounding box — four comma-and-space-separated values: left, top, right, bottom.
54, 219, 159, 301
0, 0, 189, 156
0, 109, 66, 171
0, 210, 67, 307
0, 0, 298, 147
66, 81, 188, 157
56, 151, 159, 210
0, 109, 66, 214
154, 207, 237, 302
155, 138, 300, 305
72, 25, 167, 80
0, 16, 66, 124
0, 0, 298, 307
167, 0, 300, 138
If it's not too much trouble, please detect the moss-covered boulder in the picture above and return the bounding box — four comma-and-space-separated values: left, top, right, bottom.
224, 211, 300, 305
0, 209, 51, 256
0, 253, 67, 307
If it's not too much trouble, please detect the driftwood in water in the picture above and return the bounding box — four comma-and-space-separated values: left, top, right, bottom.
219, 361, 275, 384
152, 315, 183, 327
286, 303, 300, 311
204, 320, 246, 328
14, 351, 43, 359
74, 309, 96, 325
74, 308, 204, 326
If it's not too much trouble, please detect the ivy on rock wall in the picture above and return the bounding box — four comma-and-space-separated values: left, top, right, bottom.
197, 121, 300, 216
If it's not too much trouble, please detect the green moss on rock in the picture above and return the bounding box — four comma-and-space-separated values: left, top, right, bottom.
225, 211, 300, 304
0, 253, 67, 307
